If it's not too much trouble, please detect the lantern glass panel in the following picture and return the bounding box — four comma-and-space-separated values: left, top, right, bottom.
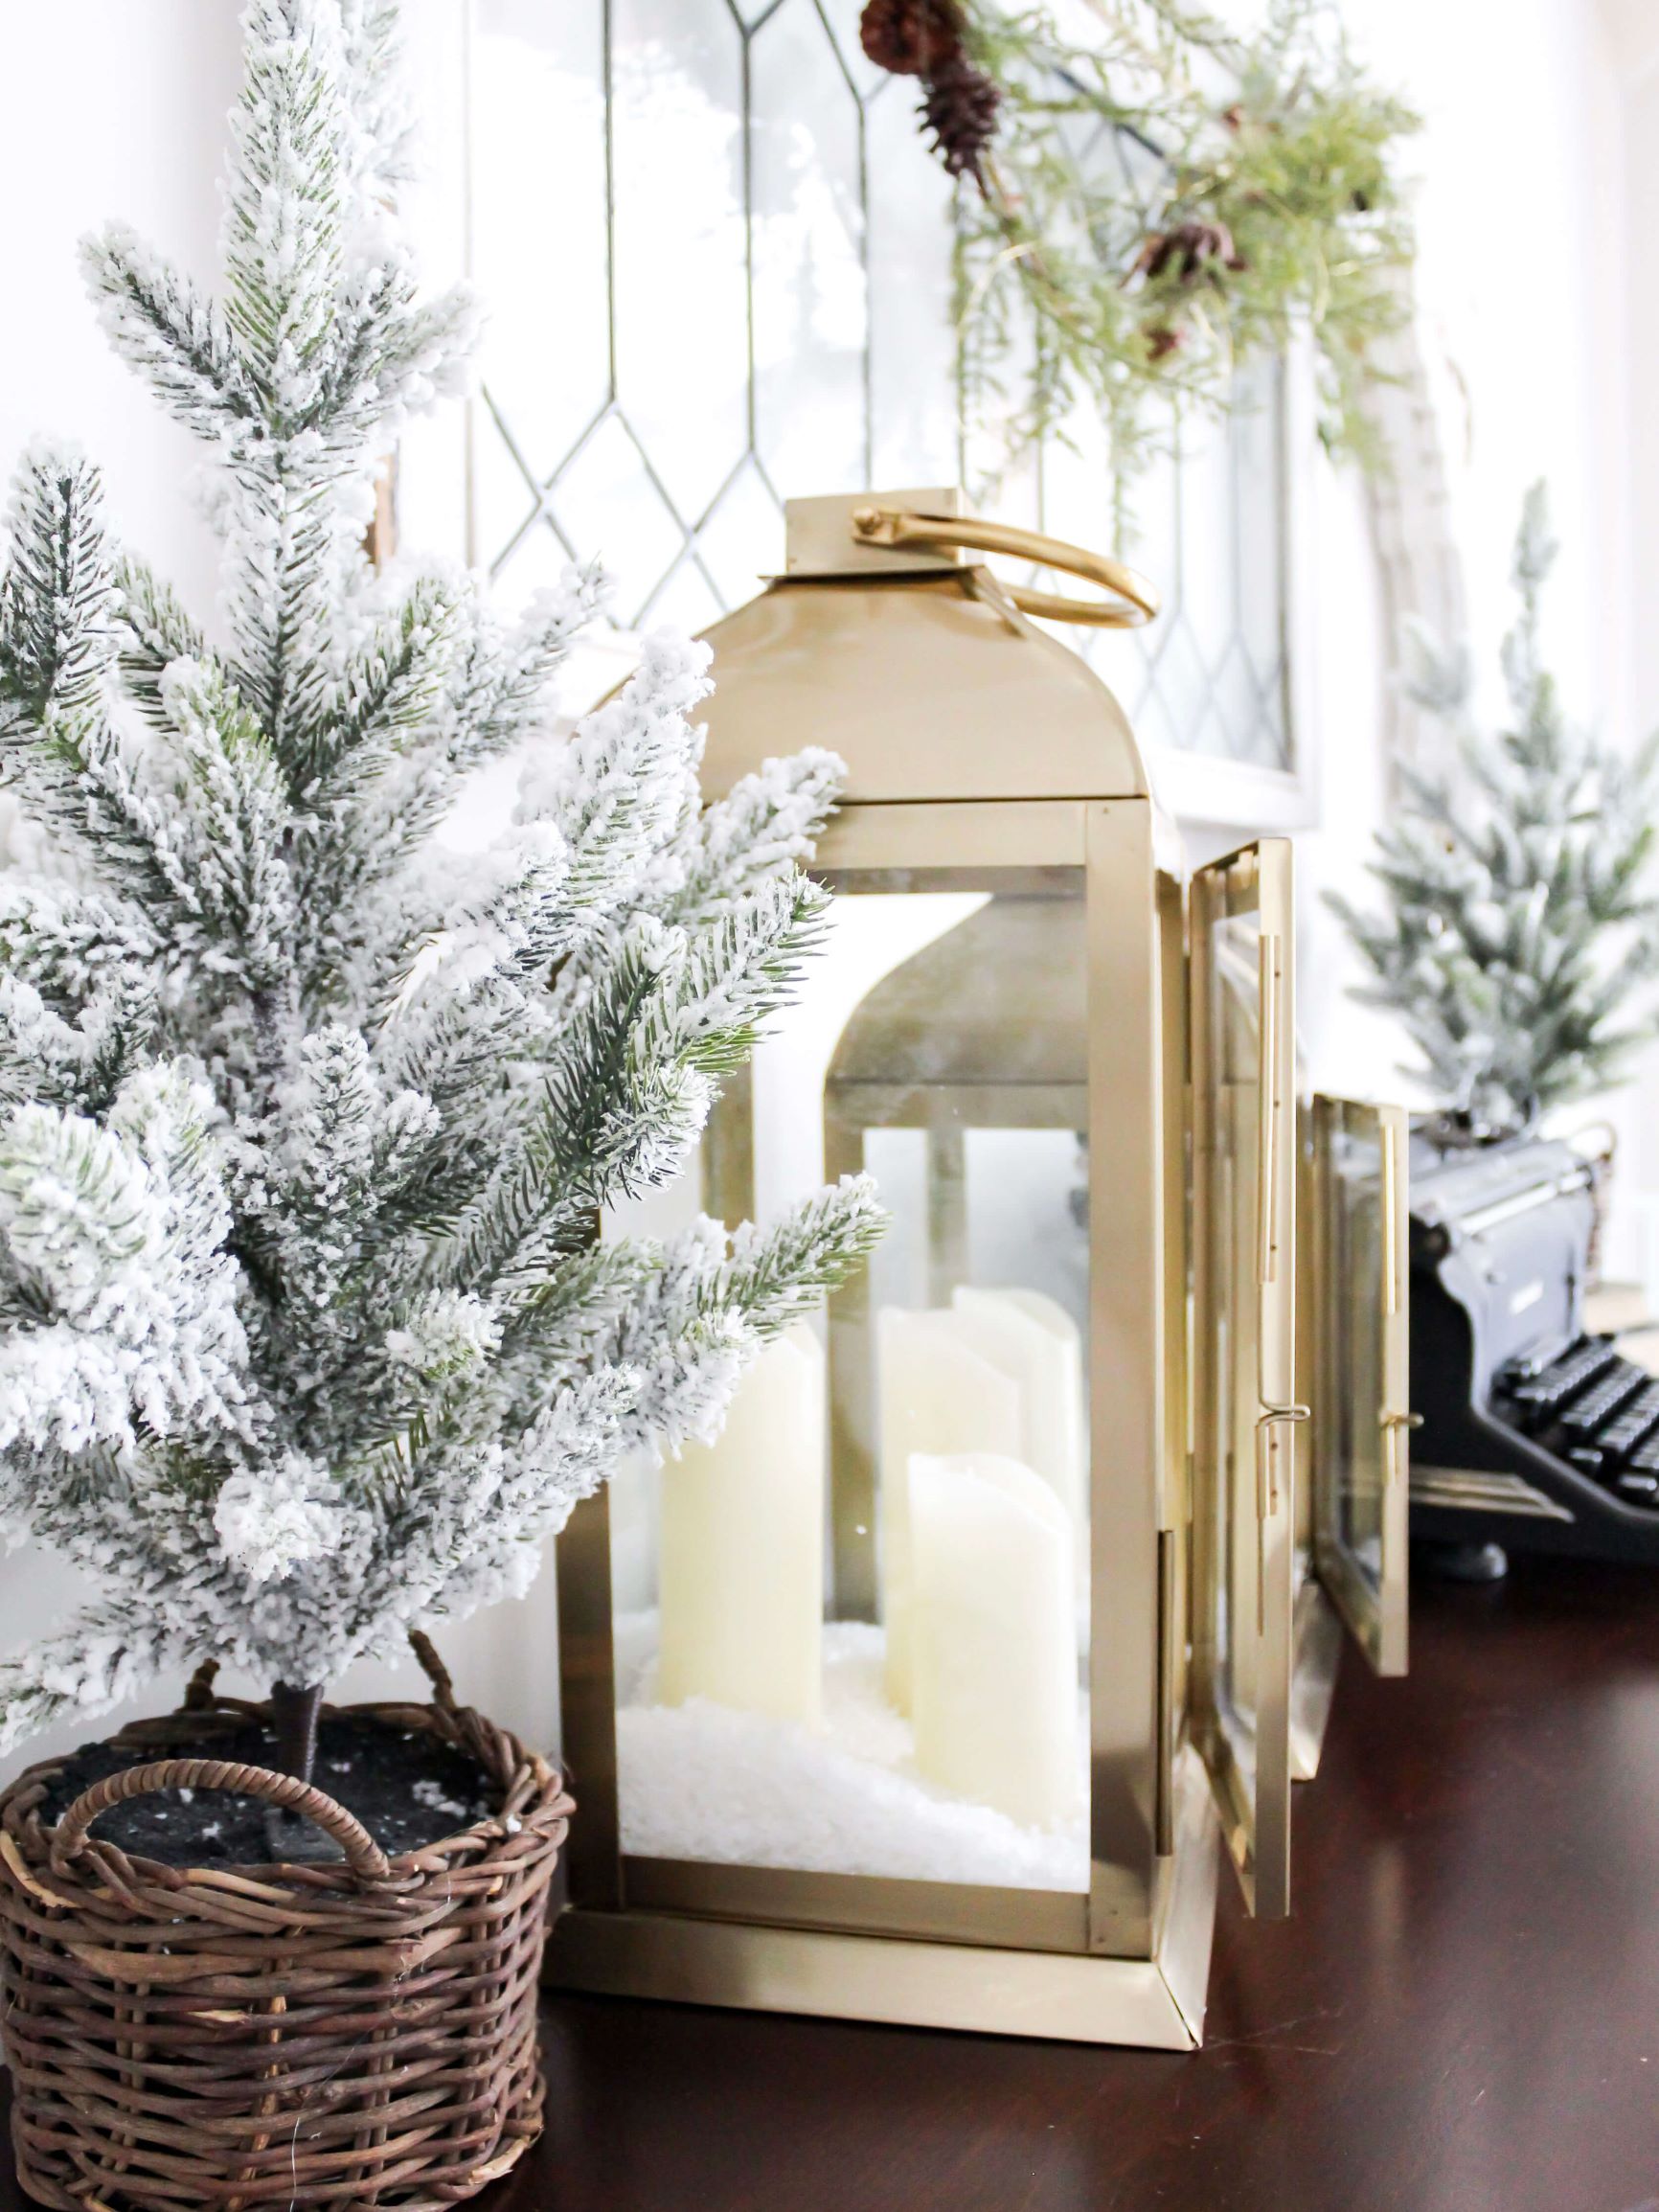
614, 865, 1093, 1898
1326, 1120, 1384, 1578
1206, 915, 1271, 1755
1312, 1096, 1411, 1676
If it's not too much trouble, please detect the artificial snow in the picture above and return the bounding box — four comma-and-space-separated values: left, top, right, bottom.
214, 1456, 344, 1586
410, 1776, 472, 1821
617, 1617, 1089, 1892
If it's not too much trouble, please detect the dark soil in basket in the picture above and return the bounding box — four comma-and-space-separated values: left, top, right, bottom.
34, 1714, 498, 1869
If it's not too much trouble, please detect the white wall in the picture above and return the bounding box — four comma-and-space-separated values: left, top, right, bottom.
0, 7, 243, 621
0, 6, 242, 1780
0, 0, 1650, 1785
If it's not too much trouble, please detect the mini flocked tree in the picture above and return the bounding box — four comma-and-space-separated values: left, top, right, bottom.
0, 0, 881, 1783
1328, 484, 1659, 1131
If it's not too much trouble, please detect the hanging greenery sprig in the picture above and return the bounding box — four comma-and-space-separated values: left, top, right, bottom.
860, 0, 1420, 511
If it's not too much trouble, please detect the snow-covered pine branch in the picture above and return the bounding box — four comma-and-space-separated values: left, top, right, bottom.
0, 0, 880, 1770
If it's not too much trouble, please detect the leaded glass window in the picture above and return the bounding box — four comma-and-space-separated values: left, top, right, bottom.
466, 0, 1292, 779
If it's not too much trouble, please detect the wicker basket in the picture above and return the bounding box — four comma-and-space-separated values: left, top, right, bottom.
0, 1637, 573, 2211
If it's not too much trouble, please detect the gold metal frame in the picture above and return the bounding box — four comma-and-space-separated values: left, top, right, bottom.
1089, 801, 1175, 1945
1188, 840, 1300, 1919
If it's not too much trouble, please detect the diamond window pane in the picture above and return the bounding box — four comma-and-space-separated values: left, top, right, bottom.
641, 557, 726, 633
864, 83, 958, 489
1122, 648, 1157, 724
610, 0, 749, 522
1178, 412, 1239, 659
493, 513, 578, 602
1236, 366, 1287, 684
550, 412, 686, 620
750, 2, 870, 495
1149, 618, 1212, 741
472, 3, 611, 483
1125, 441, 1182, 626
476, 406, 559, 588
696, 460, 786, 606
816, 0, 894, 99
1214, 641, 1264, 750
466, 2, 1296, 782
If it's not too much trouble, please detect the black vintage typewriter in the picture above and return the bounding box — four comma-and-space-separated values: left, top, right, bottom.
1407, 1124, 1659, 1562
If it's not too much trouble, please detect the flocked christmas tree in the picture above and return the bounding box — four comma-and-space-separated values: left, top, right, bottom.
0, 0, 881, 1781
1328, 483, 1659, 1130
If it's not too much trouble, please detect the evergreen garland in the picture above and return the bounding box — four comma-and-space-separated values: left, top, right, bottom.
1328, 485, 1659, 1129
0, 0, 882, 1767
867, 0, 1420, 517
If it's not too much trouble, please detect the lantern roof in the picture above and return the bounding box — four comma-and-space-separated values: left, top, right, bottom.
695, 490, 1151, 806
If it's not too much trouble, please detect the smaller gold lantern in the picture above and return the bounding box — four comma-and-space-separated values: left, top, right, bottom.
547, 491, 1413, 2046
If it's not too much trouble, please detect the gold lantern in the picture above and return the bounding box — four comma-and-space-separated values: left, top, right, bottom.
547, 490, 1413, 2046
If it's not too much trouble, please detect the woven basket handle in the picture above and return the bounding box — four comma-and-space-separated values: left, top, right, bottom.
50, 1758, 392, 1881
408, 1629, 459, 1714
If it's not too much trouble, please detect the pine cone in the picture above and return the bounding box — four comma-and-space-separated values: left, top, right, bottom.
1133, 220, 1247, 285
1147, 324, 1184, 364
859, 0, 963, 76
920, 55, 1002, 181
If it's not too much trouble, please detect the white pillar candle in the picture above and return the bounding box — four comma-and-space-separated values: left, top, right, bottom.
908, 1452, 1079, 1828
949, 1287, 1086, 1530
877, 1309, 1022, 1713
657, 1324, 825, 1725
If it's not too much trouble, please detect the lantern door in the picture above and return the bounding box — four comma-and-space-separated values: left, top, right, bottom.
571, 795, 1177, 1966
1310, 1095, 1412, 1676
1189, 839, 1300, 1919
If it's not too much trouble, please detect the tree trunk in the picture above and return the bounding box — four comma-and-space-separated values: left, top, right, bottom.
269, 1679, 324, 1788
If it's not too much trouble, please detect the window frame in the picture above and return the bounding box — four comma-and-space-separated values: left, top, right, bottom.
443, 0, 1323, 833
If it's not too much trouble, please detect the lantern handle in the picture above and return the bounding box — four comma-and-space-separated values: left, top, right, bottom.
850, 506, 1159, 629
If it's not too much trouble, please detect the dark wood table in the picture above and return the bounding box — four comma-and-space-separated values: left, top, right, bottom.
7, 1559, 1659, 2210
